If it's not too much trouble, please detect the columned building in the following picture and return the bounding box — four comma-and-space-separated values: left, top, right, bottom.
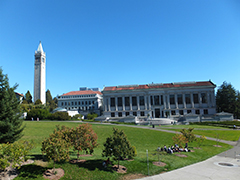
57, 88, 103, 115
34, 41, 46, 104
102, 81, 216, 119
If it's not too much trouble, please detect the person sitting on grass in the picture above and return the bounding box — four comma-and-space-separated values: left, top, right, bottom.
103, 158, 112, 168
164, 145, 167, 152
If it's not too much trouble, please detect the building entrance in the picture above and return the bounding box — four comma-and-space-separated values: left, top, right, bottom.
155, 108, 160, 118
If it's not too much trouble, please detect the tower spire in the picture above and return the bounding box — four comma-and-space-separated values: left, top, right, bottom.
37, 41, 44, 53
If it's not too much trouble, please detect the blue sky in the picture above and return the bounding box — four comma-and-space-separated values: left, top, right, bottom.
1, 0, 240, 98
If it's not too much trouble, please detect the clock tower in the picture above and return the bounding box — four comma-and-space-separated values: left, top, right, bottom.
34, 41, 46, 104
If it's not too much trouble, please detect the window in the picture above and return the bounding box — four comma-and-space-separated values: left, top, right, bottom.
78, 101, 80, 105
187, 109, 191, 114
125, 97, 130, 106
75, 102, 77, 105
177, 94, 183, 104
85, 101, 88, 105
118, 97, 122, 106
170, 95, 175, 104
133, 112, 137, 116
65, 102, 67, 105
118, 112, 122, 117
72, 102, 74, 105
126, 112, 129, 116
154, 95, 160, 105
89, 101, 91, 104
160, 95, 163, 105
111, 113, 115, 117
132, 96, 137, 106
92, 101, 94, 104
193, 94, 199, 104
110, 97, 115, 107
204, 109, 208, 114
82, 101, 84, 105
171, 110, 176, 115
201, 93, 207, 103
185, 94, 191, 104
139, 96, 144, 106
179, 110, 184, 115
61, 102, 64, 106
195, 109, 200, 114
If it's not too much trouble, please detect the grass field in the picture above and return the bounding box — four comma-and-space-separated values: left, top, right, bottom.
158, 125, 240, 141
15, 121, 233, 180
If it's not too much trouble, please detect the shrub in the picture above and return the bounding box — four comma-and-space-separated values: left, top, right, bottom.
50, 111, 70, 120
26, 109, 50, 120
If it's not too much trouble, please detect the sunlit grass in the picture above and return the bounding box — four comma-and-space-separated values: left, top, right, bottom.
15, 121, 233, 180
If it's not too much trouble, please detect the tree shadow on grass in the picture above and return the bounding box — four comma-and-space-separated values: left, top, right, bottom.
74, 159, 114, 173
17, 164, 48, 179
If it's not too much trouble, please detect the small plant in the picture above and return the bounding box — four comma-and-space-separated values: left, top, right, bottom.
172, 134, 187, 147
196, 135, 206, 147
70, 123, 98, 159
102, 128, 136, 169
180, 128, 196, 143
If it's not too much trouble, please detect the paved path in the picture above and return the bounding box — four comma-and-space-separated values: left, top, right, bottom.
137, 137, 240, 180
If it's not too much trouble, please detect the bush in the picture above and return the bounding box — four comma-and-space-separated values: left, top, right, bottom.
50, 111, 70, 120
26, 109, 50, 120
87, 113, 98, 120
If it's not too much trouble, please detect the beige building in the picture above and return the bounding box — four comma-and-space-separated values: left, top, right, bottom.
102, 81, 216, 119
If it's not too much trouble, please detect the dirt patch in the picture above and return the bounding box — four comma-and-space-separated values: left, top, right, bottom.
0, 159, 34, 180
213, 145, 222, 147
69, 159, 86, 164
175, 154, 187, 157
112, 165, 127, 173
152, 161, 167, 167
120, 173, 147, 180
78, 154, 92, 157
193, 147, 201, 149
43, 168, 64, 180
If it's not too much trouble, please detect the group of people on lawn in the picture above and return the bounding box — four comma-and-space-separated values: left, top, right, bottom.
157, 143, 190, 154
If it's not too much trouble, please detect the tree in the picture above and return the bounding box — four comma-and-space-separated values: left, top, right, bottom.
25, 90, 32, 104
35, 99, 42, 105
70, 124, 98, 159
102, 128, 136, 168
46, 89, 52, 105
41, 127, 71, 172
26, 109, 50, 120
0, 68, 24, 143
180, 128, 196, 143
172, 134, 187, 148
216, 82, 236, 115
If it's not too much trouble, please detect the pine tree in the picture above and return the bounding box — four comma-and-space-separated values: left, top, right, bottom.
25, 90, 32, 104
0, 68, 24, 143
46, 89, 52, 105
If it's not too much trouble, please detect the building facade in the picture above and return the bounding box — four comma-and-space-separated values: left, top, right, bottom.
57, 88, 103, 116
102, 81, 216, 119
34, 41, 46, 104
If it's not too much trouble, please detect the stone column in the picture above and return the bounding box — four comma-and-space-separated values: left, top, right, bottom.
167, 94, 170, 109
159, 95, 162, 105
144, 95, 147, 110
104, 97, 107, 111
212, 90, 215, 107
183, 94, 186, 108
191, 93, 194, 108
163, 95, 166, 109
137, 96, 140, 110
175, 94, 178, 109
108, 97, 111, 111
152, 95, 155, 106
148, 95, 151, 110
199, 93, 202, 106
115, 97, 118, 111
130, 96, 132, 110
122, 97, 125, 111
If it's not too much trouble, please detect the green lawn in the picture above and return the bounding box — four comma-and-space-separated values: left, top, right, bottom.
159, 125, 240, 141
15, 121, 233, 180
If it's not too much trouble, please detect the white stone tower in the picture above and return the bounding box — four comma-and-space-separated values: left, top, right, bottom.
34, 41, 46, 104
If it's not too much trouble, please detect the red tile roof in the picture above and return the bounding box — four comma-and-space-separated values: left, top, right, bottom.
103, 81, 215, 91
61, 90, 102, 96
15, 92, 24, 96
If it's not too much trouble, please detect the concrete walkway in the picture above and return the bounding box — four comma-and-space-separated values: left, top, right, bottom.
138, 137, 240, 180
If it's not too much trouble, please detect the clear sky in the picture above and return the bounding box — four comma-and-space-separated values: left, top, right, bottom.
1, 0, 240, 98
